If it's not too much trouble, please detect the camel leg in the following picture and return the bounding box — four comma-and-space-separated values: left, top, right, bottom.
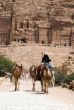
15, 79, 18, 91
46, 81, 49, 93
15, 80, 17, 91
41, 80, 44, 92
52, 77, 55, 87
17, 79, 20, 91
43, 80, 48, 93
32, 79, 35, 91
44, 81, 46, 93
42, 80, 47, 93
10, 75, 12, 82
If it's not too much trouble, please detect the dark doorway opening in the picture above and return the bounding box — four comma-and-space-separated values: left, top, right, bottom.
20, 38, 27, 43
12, 0, 15, 2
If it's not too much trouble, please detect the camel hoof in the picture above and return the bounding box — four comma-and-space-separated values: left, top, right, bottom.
41, 89, 44, 92
43, 89, 48, 94
46, 91, 48, 94
32, 88, 35, 91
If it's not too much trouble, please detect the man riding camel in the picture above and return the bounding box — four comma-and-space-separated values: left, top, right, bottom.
41, 53, 53, 70
41, 53, 55, 87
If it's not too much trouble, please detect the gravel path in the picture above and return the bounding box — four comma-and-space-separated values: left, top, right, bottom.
0, 78, 74, 110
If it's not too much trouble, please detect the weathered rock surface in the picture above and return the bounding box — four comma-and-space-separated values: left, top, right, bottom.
0, 43, 74, 71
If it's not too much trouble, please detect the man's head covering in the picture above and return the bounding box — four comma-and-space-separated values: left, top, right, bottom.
42, 52, 51, 62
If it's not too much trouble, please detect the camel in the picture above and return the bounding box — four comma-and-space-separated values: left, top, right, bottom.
12, 64, 23, 91
30, 64, 53, 93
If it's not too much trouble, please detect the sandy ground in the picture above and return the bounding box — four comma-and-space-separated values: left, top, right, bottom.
0, 44, 74, 110
0, 77, 74, 110
0, 43, 74, 68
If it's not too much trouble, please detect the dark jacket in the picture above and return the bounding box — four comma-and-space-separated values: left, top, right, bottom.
42, 54, 51, 63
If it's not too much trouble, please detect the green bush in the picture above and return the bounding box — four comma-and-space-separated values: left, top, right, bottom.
64, 73, 74, 84
54, 67, 74, 85
55, 69, 65, 85
0, 55, 15, 76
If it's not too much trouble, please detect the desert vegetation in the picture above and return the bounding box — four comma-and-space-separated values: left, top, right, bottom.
0, 55, 15, 77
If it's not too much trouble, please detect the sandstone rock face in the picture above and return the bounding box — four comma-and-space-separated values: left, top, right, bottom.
0, 0, 74, 47
0, 43, 73, 70
1, 0, 74, 23
63, 56, 74, 74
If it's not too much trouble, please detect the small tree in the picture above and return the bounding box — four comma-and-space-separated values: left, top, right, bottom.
55, 70, 65, 85
64, 73, 74, 84
0, 55, 15, 76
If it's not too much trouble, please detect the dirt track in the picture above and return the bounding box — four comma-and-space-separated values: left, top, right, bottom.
0, 44, 74, 110
0, 77, 74, 107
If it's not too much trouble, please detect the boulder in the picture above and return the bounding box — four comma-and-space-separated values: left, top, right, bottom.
69, 80, 74, 90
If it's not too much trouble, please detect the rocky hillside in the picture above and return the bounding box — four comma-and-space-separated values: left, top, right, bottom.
0, 43, 74, 71
1, 0, 74, 25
